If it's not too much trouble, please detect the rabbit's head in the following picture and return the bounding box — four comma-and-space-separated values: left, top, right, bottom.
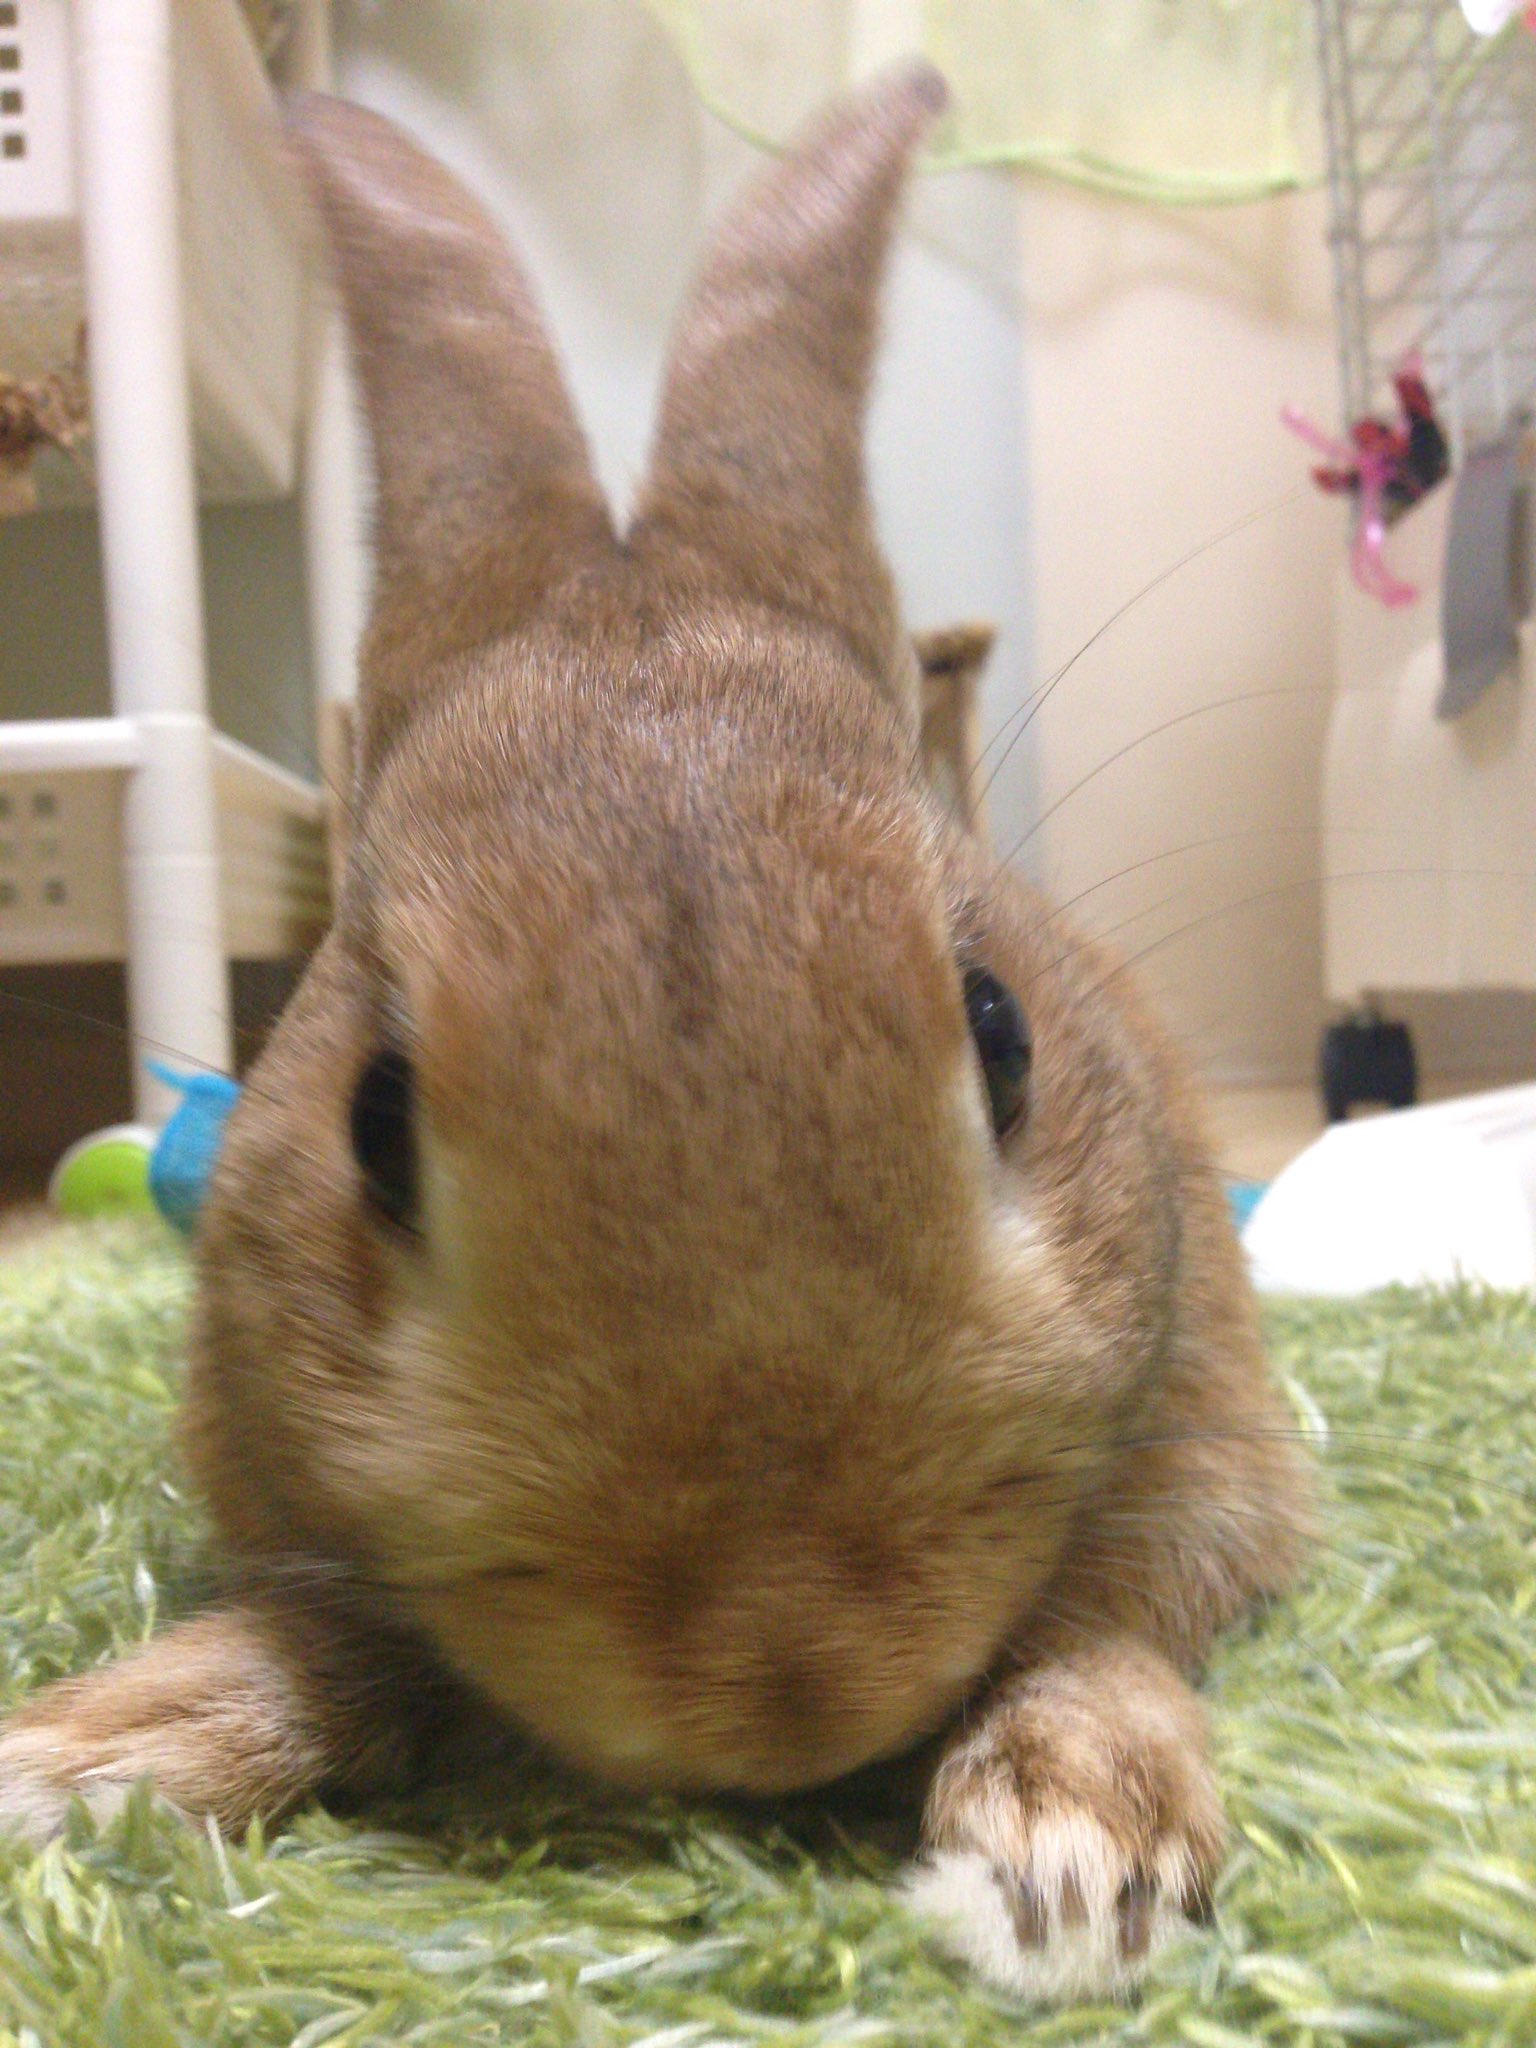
194, 71, 1184, 1797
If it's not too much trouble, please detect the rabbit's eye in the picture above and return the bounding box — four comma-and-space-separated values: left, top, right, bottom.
350, 1049, 418, 1229
963, 967, 1030, 1141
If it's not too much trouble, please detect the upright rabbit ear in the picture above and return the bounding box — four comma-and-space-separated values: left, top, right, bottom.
286, 96, 615, 775
633, 64, 947, 706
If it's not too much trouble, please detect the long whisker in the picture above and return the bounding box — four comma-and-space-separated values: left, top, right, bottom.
999, 685, 1359, 875
1040, 864, 1536, 996
969, 482, 1310, 809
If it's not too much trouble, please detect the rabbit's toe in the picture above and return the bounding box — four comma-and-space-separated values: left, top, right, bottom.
907, 1642, 1224, 2001
903, 1810, 1212, 2002
0, 1725, 139, 1845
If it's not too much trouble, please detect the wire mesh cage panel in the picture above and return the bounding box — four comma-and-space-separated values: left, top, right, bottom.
1313, 3, 1536, 1027
1314, 0, 1536, 459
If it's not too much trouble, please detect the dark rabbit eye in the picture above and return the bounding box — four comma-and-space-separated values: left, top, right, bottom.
350, 1050, 419, 1229
963, 967, 1031, 1140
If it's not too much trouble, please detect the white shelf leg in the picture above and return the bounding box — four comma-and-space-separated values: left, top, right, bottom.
71, 0, 232, 1123
301, 307, 367, 885
289, 0, 366, 885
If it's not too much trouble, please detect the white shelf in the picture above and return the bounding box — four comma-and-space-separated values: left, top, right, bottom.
0, 716, 327, 966
0, 714, 140, 772
0, 0, 355, 1121
0, 0, 308, 504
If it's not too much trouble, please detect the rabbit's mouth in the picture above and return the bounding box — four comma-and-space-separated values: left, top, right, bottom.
396, 1532, 1030, 1797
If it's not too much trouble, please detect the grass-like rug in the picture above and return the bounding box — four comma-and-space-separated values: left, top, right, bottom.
0, 1222, 1533, 2047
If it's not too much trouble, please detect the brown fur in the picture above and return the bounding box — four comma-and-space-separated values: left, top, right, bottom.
915, 621, 996, 838
0, 68, 1308, 1996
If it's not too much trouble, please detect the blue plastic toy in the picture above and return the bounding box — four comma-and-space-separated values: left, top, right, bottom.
1226, 1178, 1268, 1231
147, 1063, 243, 1234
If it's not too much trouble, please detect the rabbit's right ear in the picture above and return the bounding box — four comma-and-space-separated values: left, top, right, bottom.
287, 96, 614, 778
633, 65, 947, 708
915, 622, 995, 840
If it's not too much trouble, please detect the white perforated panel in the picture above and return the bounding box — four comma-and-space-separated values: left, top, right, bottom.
0, 0, 75, 223
0, 773, 126, 963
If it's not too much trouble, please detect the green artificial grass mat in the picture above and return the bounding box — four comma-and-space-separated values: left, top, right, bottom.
1, 1222, 1534, 2047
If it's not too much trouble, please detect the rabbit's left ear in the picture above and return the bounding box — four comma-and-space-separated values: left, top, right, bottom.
286, 94, 615, 778
633, 64, 947, 711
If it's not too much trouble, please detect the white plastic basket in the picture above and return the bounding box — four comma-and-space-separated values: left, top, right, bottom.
0, 0, 305, 500
1244, 1081, 1536, 1293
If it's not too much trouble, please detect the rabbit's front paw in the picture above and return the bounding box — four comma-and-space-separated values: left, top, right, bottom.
904, 1642, 1224, 2002
0, 1722, 141, 1845
0, 1610, 352, 1846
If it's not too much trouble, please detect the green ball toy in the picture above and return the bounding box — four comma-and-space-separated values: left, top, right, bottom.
48, 1124, 158, 1220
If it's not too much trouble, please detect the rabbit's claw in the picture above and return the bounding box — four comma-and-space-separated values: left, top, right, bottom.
906, 1643, 1225, 2002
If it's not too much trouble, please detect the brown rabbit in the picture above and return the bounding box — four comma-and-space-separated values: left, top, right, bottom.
0, 67, 1308, 2002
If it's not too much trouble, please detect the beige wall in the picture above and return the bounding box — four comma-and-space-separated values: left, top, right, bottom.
1017, 182, 1342, 1085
